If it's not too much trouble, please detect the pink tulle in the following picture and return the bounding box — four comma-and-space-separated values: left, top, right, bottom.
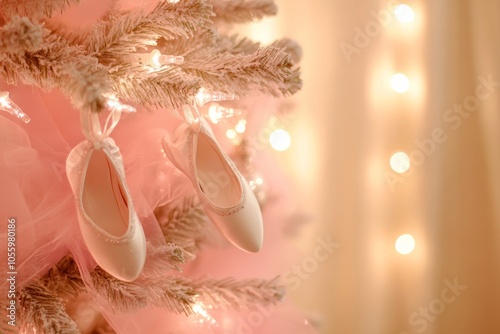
0, 82, 317, 333
0, 83, 75, 290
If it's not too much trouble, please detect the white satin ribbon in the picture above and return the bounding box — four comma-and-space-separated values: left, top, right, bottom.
181, 103, 201, 133
81, 95, 136, 148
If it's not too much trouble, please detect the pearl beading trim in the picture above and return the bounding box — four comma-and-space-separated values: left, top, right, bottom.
70, 139, 136, 244
186, 127, 247, 217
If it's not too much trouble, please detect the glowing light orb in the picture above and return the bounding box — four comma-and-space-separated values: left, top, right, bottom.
394, 4, 415, 23
395, 234, 416, 254
390, 73, 410, 93
269, 129, 291, 151
390, 152, 411, 173
226, 129, 237, 139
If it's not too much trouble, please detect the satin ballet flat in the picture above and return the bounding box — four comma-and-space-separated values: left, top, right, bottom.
66, 108, 146, 281
162, 114, 263, 253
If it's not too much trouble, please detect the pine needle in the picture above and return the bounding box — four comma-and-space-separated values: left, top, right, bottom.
0, 16, 44, 55
0, 25, 112, 112
211, 0, 278, 24
17, 282, 79, 334
182, 45, 298, 97
186, 276, 285, 309
84, 0, 214, 65
160, 29, 301, 98
40, 254, 86, 297
158, 28, 255, 59
272, 37, 303, 63
91, 268, 284, 315
110, 64, 201, 109
155, 196, 216, 261
142, 242, 187, 274
0, 0, 81, 21
91, 267, 198, 315
224, 35, 262, 55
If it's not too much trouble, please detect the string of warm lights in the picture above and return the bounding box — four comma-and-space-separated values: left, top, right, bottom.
214, 95, 293, 151
0, 90, 137, 125
1, 45, 285, 149
387, 2, 417, 255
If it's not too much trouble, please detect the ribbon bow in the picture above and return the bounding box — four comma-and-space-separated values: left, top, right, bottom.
81, 95, 136, 148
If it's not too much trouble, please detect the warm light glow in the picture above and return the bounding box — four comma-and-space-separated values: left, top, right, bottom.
249, 176, 264, 190
394, 4, 415, 23
150, 49, 162, 68
0, 95, 7, 105
0, 91, 30, 123
207, 105, 220, 124
192, 304, 208, 318
196, 88, 236, 107
368, 60, 427, 117
235, 119, 247, 133
269, 129, 291, 151
245, 17, 278, 45
104, 94, 136, 113
390, 152, 410, 173
192, 302, 216, 325
145, 49, 184, 69
207, 104, 241, 124
226, 129, 237, 139
395, 234, 416, 254
390, 73, 410, 93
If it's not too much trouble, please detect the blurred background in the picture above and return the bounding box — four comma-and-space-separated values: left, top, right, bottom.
241, 1, 500, 333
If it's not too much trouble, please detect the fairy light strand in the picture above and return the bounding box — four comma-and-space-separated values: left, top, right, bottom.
0, 91, 30, 123
137, 49, 184, 70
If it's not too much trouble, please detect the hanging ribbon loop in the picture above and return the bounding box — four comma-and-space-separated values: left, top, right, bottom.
81, 94, 136, 148
181, 103, 201, 133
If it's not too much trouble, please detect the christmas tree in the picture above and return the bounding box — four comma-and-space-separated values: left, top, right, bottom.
0, 0, 315, 333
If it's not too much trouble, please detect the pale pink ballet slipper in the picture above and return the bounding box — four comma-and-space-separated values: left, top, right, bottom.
66, 108, 146, 281
162, 106, 263, 253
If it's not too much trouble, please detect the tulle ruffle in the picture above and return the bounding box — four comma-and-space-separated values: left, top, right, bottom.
0, 82, 317, 333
